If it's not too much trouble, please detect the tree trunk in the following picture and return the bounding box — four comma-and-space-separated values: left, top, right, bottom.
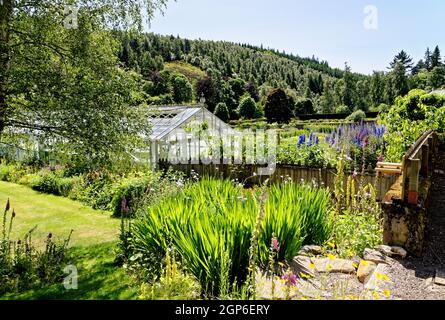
0, 0, 12, 134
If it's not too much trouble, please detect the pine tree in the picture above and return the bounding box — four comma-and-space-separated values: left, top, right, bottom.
389, 50, 413, 71
390, 62, 409, 99
412, 59, 426, 75
425, 47, 433, 71
341, 63, 354, 109
431, 46, 442, 69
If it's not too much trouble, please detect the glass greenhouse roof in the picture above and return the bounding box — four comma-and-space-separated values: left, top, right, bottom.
149, 106, 202, 140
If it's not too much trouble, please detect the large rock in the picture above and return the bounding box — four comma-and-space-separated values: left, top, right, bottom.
364, 248, 387, 264
364, 264, 393, 291
312, 257, 355, 274
435, 269, 445, 286
391, 246, 407, 258
357, 260, 377, 283
298, 245, 323, 256
377, 245, 393, 257
290, 255, 315, 277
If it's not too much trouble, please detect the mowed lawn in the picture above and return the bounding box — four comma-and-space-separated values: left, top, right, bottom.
0, 181, 138, 300
0, 181, 118, 247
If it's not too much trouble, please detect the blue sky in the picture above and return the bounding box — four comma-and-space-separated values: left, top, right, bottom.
147, 0, 445, 75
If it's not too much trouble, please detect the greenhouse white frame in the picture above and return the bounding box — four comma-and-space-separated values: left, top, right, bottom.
137, 105, 235, 168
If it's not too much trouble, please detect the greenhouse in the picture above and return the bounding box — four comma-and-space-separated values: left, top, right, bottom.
141, 105, 235, 167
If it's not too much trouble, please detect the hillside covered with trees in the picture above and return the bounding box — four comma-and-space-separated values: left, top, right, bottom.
116, 33, 445, 122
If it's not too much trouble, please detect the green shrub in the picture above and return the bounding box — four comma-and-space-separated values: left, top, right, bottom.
346, 110, 366, 123
29, 169, 79, 197
112, 176, 150, 217
129, 178, 332, 296
0, 162, 30, 183
69, 172, 117, 211
214, 102, 230, 122
335, 105, 351, 114
112, 171, 182, 217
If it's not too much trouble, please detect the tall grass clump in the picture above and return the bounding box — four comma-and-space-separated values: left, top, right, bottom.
129, 177, 332, 297
258, 181, 333, 264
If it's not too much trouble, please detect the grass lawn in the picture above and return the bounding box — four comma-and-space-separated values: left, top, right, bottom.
0, 181, 139, 300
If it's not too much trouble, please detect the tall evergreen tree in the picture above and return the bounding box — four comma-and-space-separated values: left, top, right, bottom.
431, 46, 442, 69
389, 50, 413, 71
390, 62, 409, 100
370, 71, 385, 109
424, 47, 433, 71
341, 63, 354, 109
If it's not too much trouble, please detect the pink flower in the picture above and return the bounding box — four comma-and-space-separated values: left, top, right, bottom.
282, 272, 298, 286
272, 237, 280, 252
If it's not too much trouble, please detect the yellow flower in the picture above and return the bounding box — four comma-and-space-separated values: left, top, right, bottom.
383, 274, 390, 282
327, 253, 336, 260
326, 263, 333, 270
383, 289, 391, 297
327, 241, 335, 249
375, 272, 383, 281
352, 263, 358, 269
301, 297, 308, 300
309, 263, 315, 270
361, 260, 369, 266
373, 291, 380, 300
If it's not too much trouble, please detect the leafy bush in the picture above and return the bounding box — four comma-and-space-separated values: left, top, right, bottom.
111, 171, 180, 217
277, 144, 335, 168
0, 200, 71, 294
381, 89, 445, 161
29, 169, 79, 197
238, 96, 257, 119
214, 102, 230, 122
335, 105, 351, 114
346, 110, 366, 123
69, 171, 117, 211
129, 178, 332, 296
0, 162, 31, 183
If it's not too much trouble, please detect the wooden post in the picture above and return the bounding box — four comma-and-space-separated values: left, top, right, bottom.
421, 144, 429, 177
407, 159, 421, 205
428, 136, 433, 161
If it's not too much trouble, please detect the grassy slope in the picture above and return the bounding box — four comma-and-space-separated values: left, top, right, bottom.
0, 181, 138, 300
164, 61, 205, 84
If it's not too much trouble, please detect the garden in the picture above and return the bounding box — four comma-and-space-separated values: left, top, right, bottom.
1, 89, 445, 300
